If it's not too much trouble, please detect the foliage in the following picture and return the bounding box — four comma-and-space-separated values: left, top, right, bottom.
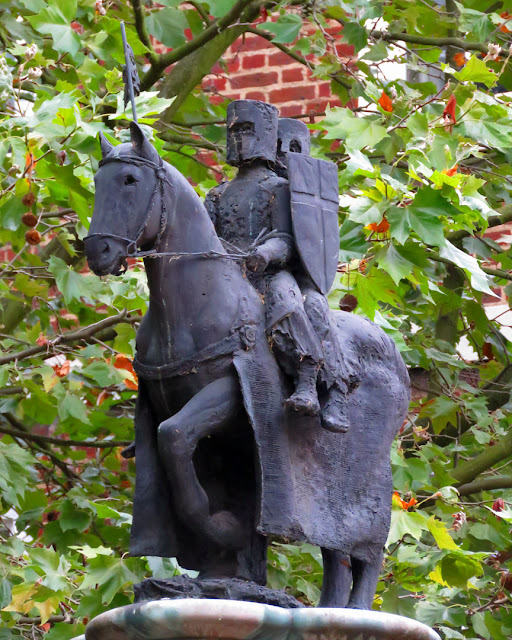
0, 1, 511, 638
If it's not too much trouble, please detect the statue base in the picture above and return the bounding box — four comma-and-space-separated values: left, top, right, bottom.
134, 576, 304, 608
80, 598, 441, 640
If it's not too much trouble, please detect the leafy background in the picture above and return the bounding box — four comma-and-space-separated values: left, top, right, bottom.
0, 1, 512, 638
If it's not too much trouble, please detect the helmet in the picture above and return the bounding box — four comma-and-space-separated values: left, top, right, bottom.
226, 100, 278, 167
277, 118, 311, 160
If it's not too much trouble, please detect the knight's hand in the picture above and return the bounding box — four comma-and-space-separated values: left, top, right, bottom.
246, 249, 269, 273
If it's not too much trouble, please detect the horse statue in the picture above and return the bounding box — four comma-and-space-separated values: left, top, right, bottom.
84, 122, 410, 610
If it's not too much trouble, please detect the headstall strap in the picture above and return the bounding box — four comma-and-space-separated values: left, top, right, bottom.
86, 154, 171, 256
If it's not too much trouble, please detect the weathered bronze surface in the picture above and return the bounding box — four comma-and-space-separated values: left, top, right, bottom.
84, 101, 410, 610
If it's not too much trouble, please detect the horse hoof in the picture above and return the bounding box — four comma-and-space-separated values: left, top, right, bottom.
207, 511, 245, 550
284, 392, 320, 417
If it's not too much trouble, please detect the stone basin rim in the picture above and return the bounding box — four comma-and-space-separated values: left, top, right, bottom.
83, 598, 441, 640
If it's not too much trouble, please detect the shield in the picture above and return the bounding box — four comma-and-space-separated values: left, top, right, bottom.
287, 152, 339, 294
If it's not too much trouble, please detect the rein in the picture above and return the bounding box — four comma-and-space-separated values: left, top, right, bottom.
85, 153, 292, 264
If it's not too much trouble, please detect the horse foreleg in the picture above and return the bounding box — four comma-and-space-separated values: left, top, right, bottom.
347, 552, 383, 610
157, 375, 244, 549
319, 548, 352, 608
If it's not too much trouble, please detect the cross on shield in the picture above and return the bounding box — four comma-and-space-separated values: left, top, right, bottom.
287, 152, 340, 295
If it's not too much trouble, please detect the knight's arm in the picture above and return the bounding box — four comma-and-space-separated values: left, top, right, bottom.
204, 181, 228, 226
247, 181, 294, 272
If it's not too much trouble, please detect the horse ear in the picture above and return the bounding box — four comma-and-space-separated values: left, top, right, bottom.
98, 132, 114, 158
130, 122, 159, 163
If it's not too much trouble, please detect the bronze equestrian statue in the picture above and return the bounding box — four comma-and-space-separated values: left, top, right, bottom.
84, 106, 410, 609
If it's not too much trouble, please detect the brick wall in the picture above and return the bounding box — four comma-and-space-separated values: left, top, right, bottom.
201, 32, 354, 119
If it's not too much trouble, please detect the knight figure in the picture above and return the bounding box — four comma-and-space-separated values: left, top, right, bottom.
206, 100, 357, 433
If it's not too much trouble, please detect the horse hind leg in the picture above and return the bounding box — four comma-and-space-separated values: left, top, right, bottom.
319, 548, 352, 608
157, 375, 244, 550
347, 551, 383, 610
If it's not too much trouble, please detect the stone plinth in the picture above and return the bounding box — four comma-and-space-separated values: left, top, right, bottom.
79, 598, 440, 640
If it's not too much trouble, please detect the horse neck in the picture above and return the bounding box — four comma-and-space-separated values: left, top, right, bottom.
143, 164, 224, 310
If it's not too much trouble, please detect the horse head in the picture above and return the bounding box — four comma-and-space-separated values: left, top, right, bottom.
85, 122, 169, 276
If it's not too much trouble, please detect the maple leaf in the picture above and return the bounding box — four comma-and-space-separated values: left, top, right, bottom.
378, 91, 393, 112
443, 95, 457, 132
442, 164, 459, 177
366, 216, 390, 233
53, 361, 71, 377
453, 52, 466, 67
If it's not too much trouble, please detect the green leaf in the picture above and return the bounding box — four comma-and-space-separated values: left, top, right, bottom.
338, 218, 368, 262
454, 55, 497, 88
28, 5, 81, 56
59, 499, 92, 533
263, 15, 303, 44
319, 108, 387, 149
427, 516, 459, 550
376, 244, 415, 285
341, 22, 367, 52
48, 256, 101, 304
439, 240, 497, 296
145, 8, 188, 48
440, 552, 482, 588
58, 394, 91, 425
406, 187, 454, 247
386, 510, 429, 546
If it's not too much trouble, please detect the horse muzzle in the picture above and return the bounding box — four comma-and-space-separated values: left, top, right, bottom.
84, 235, 129, 276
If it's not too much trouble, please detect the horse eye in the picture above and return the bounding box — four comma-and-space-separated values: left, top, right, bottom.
124, 174, 137, 186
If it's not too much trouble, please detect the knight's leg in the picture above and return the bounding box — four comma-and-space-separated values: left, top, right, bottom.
319, 548, 352, 608
157, 375, 244, 550
347, 552, 383, 610
301, 283, 353, 433
265, 272, 322, 416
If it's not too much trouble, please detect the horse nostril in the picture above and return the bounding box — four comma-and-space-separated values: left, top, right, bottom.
102, 241, 110, 254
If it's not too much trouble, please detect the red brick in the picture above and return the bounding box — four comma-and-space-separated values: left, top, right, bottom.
238, 34, 273, 52
246, 91, 267, 101
336, 43, 355, 58
233, 71, 278, 89
279, 104, 303, 118
304, 99, 329, 116
282, 67, 304, 83
318, 82, 331, 98
209, 94, 225, 106
242, 53, 267, 70
202, 76, 227, 91
268, 51, 294, 66
269, 84, 316, 103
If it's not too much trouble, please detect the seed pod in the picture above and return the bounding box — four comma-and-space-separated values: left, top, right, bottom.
22, 192, 36, 207
21, 212, 38, 227
339, 294, 358, 312
56, 149, 67, 165
25, 229, 41, 245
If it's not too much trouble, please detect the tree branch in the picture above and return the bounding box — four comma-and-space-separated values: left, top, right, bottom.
429, 253, 512, 282
140, 0, 257, 91
331, 15, 508, 56
447, 206, 512, 245
457, 475, 512, 497
0, 311, 137, 366
452, 431, 512, 485
0, 425, 131, 449
131, 0, 156, 60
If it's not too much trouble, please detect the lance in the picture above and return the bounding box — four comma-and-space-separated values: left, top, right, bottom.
120, 21, 140, 124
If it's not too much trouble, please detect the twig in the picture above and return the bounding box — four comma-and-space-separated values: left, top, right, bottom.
0, 311, 137, 366
0, 425, 131, 449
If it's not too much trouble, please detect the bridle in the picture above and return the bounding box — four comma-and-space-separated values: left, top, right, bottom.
84, 154, 171, 259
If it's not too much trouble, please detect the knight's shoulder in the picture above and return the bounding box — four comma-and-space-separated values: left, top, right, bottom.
206, 180, 229, 199
261, 173, 289, 190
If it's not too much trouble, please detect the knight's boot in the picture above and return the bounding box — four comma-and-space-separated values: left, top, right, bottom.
284, 358, 320, 416
321, 385, 350, 433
